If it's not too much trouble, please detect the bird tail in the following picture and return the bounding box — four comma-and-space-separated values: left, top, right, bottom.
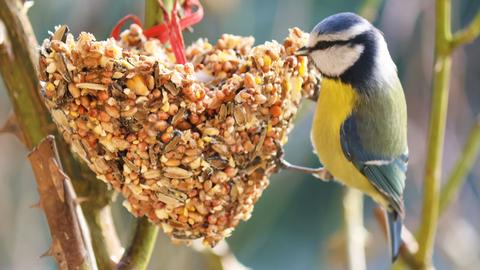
387, 210, 402, 262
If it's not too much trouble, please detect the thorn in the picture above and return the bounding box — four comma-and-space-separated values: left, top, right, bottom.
40, 246, 54, 258
30, 201, 42, 209
0, 112, 25, 145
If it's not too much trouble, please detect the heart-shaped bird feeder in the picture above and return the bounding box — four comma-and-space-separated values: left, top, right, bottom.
39, 24, 319, 246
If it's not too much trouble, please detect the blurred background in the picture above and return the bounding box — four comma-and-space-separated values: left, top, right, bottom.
1, 0, 479, 269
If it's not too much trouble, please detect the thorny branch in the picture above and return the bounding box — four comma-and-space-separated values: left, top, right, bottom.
0, 0, 122, 269
28, 136, 97, 270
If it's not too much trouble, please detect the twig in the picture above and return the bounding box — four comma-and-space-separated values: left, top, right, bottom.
343, 188, 366, 270
439, 118, 480, 213
450, 11, 480, 51
28, 136, 97, 270
0, 0, 123, 268
373, 208, 420, 269
116, 217, 159, 270
415, 0, 453, 268
416, 1, 480, 268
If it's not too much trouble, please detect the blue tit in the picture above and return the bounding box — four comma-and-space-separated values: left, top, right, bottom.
279, 12, 408, 261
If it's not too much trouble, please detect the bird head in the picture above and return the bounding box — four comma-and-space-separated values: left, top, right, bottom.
297, 12, 397, 90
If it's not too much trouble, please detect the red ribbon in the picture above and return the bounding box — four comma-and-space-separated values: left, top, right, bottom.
111, 0, 204, 64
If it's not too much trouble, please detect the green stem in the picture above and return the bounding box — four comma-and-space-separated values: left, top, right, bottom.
144, 0, 174, 28
415, 1, 480, 268
358, 0, 381, 21
450, 11, 480, 51
415, 0, 452, 268
116, 217, 159, 270
0, 0, 51, 149
439, 119, 480, 214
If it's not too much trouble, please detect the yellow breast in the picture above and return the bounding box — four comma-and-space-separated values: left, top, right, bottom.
311, 79, 388, 205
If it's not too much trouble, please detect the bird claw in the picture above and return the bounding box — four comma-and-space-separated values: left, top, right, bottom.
274, 141, 290, 170
274, 142, 283, 165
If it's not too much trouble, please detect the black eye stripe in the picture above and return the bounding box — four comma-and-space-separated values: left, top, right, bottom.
312, 39, 351, 50
310, 32, 368, 51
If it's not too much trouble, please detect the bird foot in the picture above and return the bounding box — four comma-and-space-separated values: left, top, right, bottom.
274, 142, 331, 181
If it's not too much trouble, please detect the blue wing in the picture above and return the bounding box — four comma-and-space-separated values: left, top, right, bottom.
340, 115, 407, 215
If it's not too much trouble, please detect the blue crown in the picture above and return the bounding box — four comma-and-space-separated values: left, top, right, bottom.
312, 12, 366, 35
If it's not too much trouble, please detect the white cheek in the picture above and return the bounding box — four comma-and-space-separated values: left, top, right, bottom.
311, 45, 364, 77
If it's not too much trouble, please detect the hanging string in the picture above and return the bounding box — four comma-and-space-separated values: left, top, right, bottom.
111, 0, 204, 64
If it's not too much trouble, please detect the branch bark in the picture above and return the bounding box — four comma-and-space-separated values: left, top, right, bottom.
28, 136, 97, 270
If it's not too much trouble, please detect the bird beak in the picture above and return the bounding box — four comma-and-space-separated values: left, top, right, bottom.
295, 46, 310, 56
